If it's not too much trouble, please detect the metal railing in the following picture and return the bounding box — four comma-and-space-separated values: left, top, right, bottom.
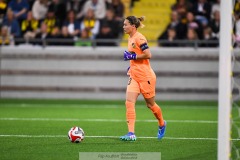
0, 37, 222, 49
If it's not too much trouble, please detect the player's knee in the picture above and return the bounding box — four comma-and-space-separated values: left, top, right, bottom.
126, 97, 137, 103
125, 100, 136, 105
145, 97, 155, 108
146, 104, 151, 108
146, 102, 155, 108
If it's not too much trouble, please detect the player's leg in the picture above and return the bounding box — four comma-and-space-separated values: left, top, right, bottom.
126, 92, 139, 133
140, 78, 166, 139
145, 97, 166, 139
120, 92, 139, 141
120, 77, 140, 141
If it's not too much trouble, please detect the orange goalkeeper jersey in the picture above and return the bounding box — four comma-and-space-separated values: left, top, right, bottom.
127, 31, 156, 82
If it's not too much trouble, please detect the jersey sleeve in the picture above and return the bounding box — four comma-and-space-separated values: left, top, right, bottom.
136, 35, 149, 51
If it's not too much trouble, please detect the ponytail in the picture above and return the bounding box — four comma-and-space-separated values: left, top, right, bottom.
137, 16, 145, 28
126, 16, 146, 28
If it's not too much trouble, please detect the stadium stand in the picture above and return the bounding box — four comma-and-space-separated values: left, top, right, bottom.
121, 0, 175, 46
2, 0, 240, 47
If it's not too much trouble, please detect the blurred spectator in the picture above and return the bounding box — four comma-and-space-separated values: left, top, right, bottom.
77, 0, 106, 20
185, 28, 198, 47
50, 26, 60, 37
0, 0, 8, 26
201, 26, 218, 47
187, 27, 199, 39
0, 26, 10, 45
191, 0, 211, 27
60, 26, 72, 39
57, 26, 74, 46
66, 0, 87, 13
202, 26, 212, 40
108, 0, 124, 21
63, 10, 80, 38
21, 11, 40, 40
130, 0, 139, 8
235, 12, 240, 45
7, 0, 29, 25
104, 0, 112, 9
80, 8, 100, 39
35, 22, 51, 46
28, 0, 35, 10
47, 26, 63, 45
211, 0, 220, 19
158, 28, 179, 47
171, 0, 192, 23
2, 9, 21, 38
96, 9, 121, 46
32, 0, 48, 21
209, 10, 220, 40
48, 0, 66, 28
75, 28, 92, 46
43, 9, 58, 34
184, 11, 203, 39
158, 11, 185, 40
234, 0, 240, 14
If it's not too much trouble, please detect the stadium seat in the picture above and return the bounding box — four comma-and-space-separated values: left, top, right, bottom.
121, 0, 175, 47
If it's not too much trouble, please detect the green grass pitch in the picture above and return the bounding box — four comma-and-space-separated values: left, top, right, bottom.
0, 99, 221, 160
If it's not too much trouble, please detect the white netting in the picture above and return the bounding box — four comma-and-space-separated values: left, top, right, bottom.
231, 1, 240, 159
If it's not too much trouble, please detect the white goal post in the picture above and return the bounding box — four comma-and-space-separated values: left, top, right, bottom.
218, 0, 232, 160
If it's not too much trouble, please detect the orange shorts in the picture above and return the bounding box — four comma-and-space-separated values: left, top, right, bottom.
126, 77, 156, 99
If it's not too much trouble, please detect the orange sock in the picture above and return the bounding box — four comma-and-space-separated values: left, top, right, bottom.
125, 101, 136, 133
150, 103, 164, 127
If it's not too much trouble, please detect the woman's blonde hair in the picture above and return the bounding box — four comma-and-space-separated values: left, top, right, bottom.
126, 16, 145, 28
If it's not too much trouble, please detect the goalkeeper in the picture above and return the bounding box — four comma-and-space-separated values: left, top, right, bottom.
120, 16, 166, 141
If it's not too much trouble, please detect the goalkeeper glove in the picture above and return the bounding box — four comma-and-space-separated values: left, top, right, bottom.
124, 51, 137, 61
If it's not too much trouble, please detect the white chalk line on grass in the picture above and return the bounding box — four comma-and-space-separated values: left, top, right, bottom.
0, 134, 239, 141
0, 103, 217, 110
0, 117, 219, 124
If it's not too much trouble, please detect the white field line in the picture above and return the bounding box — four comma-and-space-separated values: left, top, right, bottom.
0, 134, 239, 141
0, 117, 218, 124
0, 103, 217, 110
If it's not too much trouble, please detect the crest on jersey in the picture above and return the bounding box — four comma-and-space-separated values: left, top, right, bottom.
132, 43, 136, 48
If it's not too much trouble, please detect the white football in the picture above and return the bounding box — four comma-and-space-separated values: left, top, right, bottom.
68, 127, 84, 143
